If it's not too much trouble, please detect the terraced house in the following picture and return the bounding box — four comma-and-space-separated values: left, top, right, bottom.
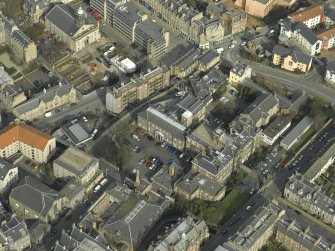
0, 12, 37, 63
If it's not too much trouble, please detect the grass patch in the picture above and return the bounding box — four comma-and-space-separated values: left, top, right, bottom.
290, 127, 316, 154
0, 45, 11, 55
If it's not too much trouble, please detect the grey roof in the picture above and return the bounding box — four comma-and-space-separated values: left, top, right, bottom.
279, 17, 294, 32
326, 61, 335, 73
0, 215, 29, 246
10, 176, 60, 218
272, 45, 290, 56
45, 4, 92, 38
68, 123, 92, 144
281, 115, 313, 148
115, 2, 142, 24
161, 44, 194, 67
135, 19, 164, 41
231, 63, 250, 77
11, 29, 32, 47
105, 182, 133, 203
241, 94, 279, 124
262, 116, 291, 139
175, 171, 225, 197
0, 158, 16, 182
325, 4, 335, 22
102, 195, 170, 247
14, 83, 73, 115
28, 220, 50, 243
0, 12, 15, 32
152, 216, 207, 251
290, 47, 312, 65
199, 51, 219, 65
53, 146, 98, 178
138, 107, 186, 141
0, 67, 13, 86
294, 22, 319, 44
177, 94, 206, 115
55, 225, 110, 251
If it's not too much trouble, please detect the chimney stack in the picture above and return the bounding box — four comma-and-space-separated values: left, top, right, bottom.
168, 164, 175, 177
135, 168, 141, 186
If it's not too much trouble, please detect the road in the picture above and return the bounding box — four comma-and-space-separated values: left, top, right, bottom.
34, 88, 106, 130
224, 43, 335, 103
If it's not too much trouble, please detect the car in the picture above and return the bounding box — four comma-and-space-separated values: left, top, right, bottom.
249, 188, 255, 194
241, 41, 246, 46
138, 159, 144, 165
179, 153, 184, 158
161, 142, 167, 148
232, 40, 237, 44
228, 236, 233, 241
222, 230, 228, 235
82, 116, 88, 122
228, 44, 235, 49
246, 205, 251, 211
250, 202, 256, 207
133, 146, 139, 152
299, 155, 304, 160
151, 157, 157, 163
95, 57, 102, 63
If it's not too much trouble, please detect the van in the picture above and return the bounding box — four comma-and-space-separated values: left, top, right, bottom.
44, 111, 53, 118
100, 178, 108, 186
132, 134, 140, 141
94, 185, 101, 193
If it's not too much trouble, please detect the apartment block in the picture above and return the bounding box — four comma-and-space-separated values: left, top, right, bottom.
106, 66, 170, 114
261, 116, 291, 145
0, 12, 37, 63
0, 123, 56, 163
0, 158, 18, 195
289, 4, 324, 29
234, 0, 277, 18
325, 61, 335, 84
90, 0, 126, 23
228, 63, 252, 85
284, 175, 335, 227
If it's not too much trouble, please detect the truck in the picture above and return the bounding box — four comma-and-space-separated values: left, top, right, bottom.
44, 111, 53, 118
100, 178, 108, 186
132, 134, 140, 141
94, 185, 101, 193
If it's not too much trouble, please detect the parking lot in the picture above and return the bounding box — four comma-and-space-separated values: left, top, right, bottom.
123, 130, 191, 180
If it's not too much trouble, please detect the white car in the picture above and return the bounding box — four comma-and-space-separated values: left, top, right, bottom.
246, 205, 251, 211
228, 44, 235, 49
241, 41, 246, 46
83, 116, 88, 122
232, 40, 237, 44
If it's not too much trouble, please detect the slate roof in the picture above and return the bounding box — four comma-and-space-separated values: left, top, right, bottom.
10, 176, 60, 218
326, 61, 335, 74
45, 4, 92, 38
272, 45, 290, 56
102, 195, 170, 247
0, 215, 29, 246
11, 29, 32, 47
138, 107, 186, 141
294, 22, 319, 44
0, 158, 16, 182
199, 50, 219, 66
241, 94, 279, 124
325, 3, 335, 22
290, 47, 312, 65
14, 83, 73, 115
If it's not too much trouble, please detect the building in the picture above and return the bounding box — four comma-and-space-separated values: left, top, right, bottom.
0, 67, 27, 111
240, 94, 279, 128
90, 0, 127, 23
325, 61, 335, 84
279, 18, 322, 56
191, 118, 261, 183
284, 174, 335, 227
325, 3, 335, 28
112, 2, 169, 60
234, 0, 277, 18
316, 27, 335, 49
106, 66, 170, 114
220, 203, 285, 251
53, 146, 99, 184
9, 176, 64, 223
45, 4, 101, 52
22, 0, 50, 24
228, 63, 252, 85
59, 179, 86, 208
100, 194, 170, 250
0, 215, 31, 251
139, 0, 225, 48
222, 9, 247, 35
53, 225, 110, 251
261, 116, 291, 145
174, 171, 225, 201
0, 158, 18, 195
0, 12, 37, 63
272, 45, 313, 73
148, 216, 208, 251
280, 115, 313, 150
276, 212, 335, 251
0, 123, 56, 163
289, 4, 324, 29
12, 83, 76, 121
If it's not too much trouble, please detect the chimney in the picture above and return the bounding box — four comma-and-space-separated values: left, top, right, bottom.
168, 164, 175, 177
14, 118, 20, 125
135, 168, 141, 186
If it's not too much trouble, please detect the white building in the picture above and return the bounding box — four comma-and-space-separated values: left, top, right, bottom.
261, 117, 291, 146
325, 61, 335, 84
0, 158, 19, 194
293, 23, 322, 56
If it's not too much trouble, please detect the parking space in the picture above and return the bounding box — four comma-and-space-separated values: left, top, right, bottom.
123, 131, 191, 180
255, 148, 285, 181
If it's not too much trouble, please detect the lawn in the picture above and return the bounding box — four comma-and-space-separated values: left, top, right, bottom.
215, 188, 250, 220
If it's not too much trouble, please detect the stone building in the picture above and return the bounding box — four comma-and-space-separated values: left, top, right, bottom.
0, 12, 37, 63
12, 83, 76, 121
45, 4, 101, 52
9, 176, 64, 223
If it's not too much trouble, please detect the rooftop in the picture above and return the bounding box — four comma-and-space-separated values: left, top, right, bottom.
262, 116, 291, 139
0, 123, 53, 151
290, 5, 324, 23
53, 146, 99, 178
0, 158, 16, 182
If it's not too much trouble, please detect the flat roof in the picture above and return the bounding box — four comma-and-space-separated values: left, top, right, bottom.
262, 116, 291, 139
281, 116, 313, 148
